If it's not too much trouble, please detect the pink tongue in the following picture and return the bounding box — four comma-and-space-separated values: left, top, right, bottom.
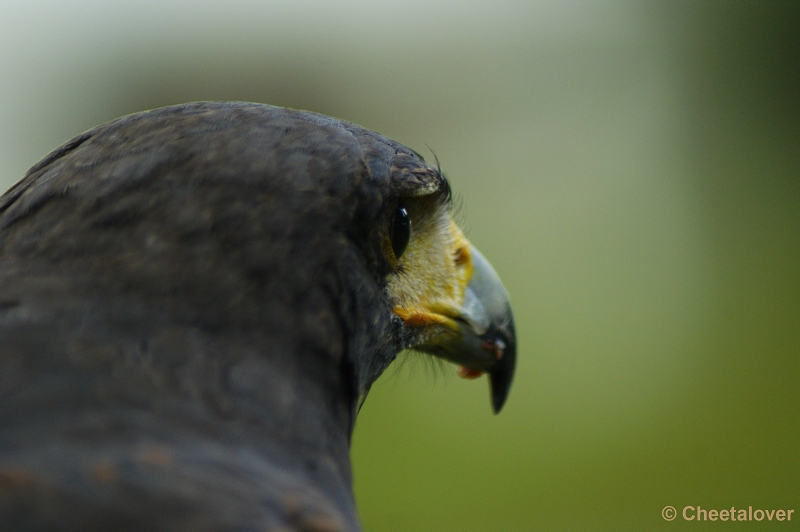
457, 366, 484, 380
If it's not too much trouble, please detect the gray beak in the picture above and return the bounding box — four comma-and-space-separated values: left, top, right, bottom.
434, 246, 517, 413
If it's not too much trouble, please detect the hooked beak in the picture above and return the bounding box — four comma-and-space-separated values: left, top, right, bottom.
390, 210, 517, 414
433, 246, 516, 413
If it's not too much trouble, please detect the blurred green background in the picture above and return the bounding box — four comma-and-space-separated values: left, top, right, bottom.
1, 1, 797, 530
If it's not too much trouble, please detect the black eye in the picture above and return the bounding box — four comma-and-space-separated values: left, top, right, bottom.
390, 204, 411, 260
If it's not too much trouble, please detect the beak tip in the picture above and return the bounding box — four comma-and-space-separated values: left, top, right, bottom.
491, 398, 504, 415
488, 327, 515, 414
489, 364, 514, 414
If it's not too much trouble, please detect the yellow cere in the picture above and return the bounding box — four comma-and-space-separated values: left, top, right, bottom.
389, 200, 474, 349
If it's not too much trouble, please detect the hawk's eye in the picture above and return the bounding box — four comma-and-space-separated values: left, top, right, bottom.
390, 205, 411, 260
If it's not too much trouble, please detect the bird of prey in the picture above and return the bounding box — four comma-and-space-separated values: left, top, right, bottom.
0, 102, 515, 531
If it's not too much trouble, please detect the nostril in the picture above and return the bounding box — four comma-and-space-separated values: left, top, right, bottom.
453, 246, 469, 266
